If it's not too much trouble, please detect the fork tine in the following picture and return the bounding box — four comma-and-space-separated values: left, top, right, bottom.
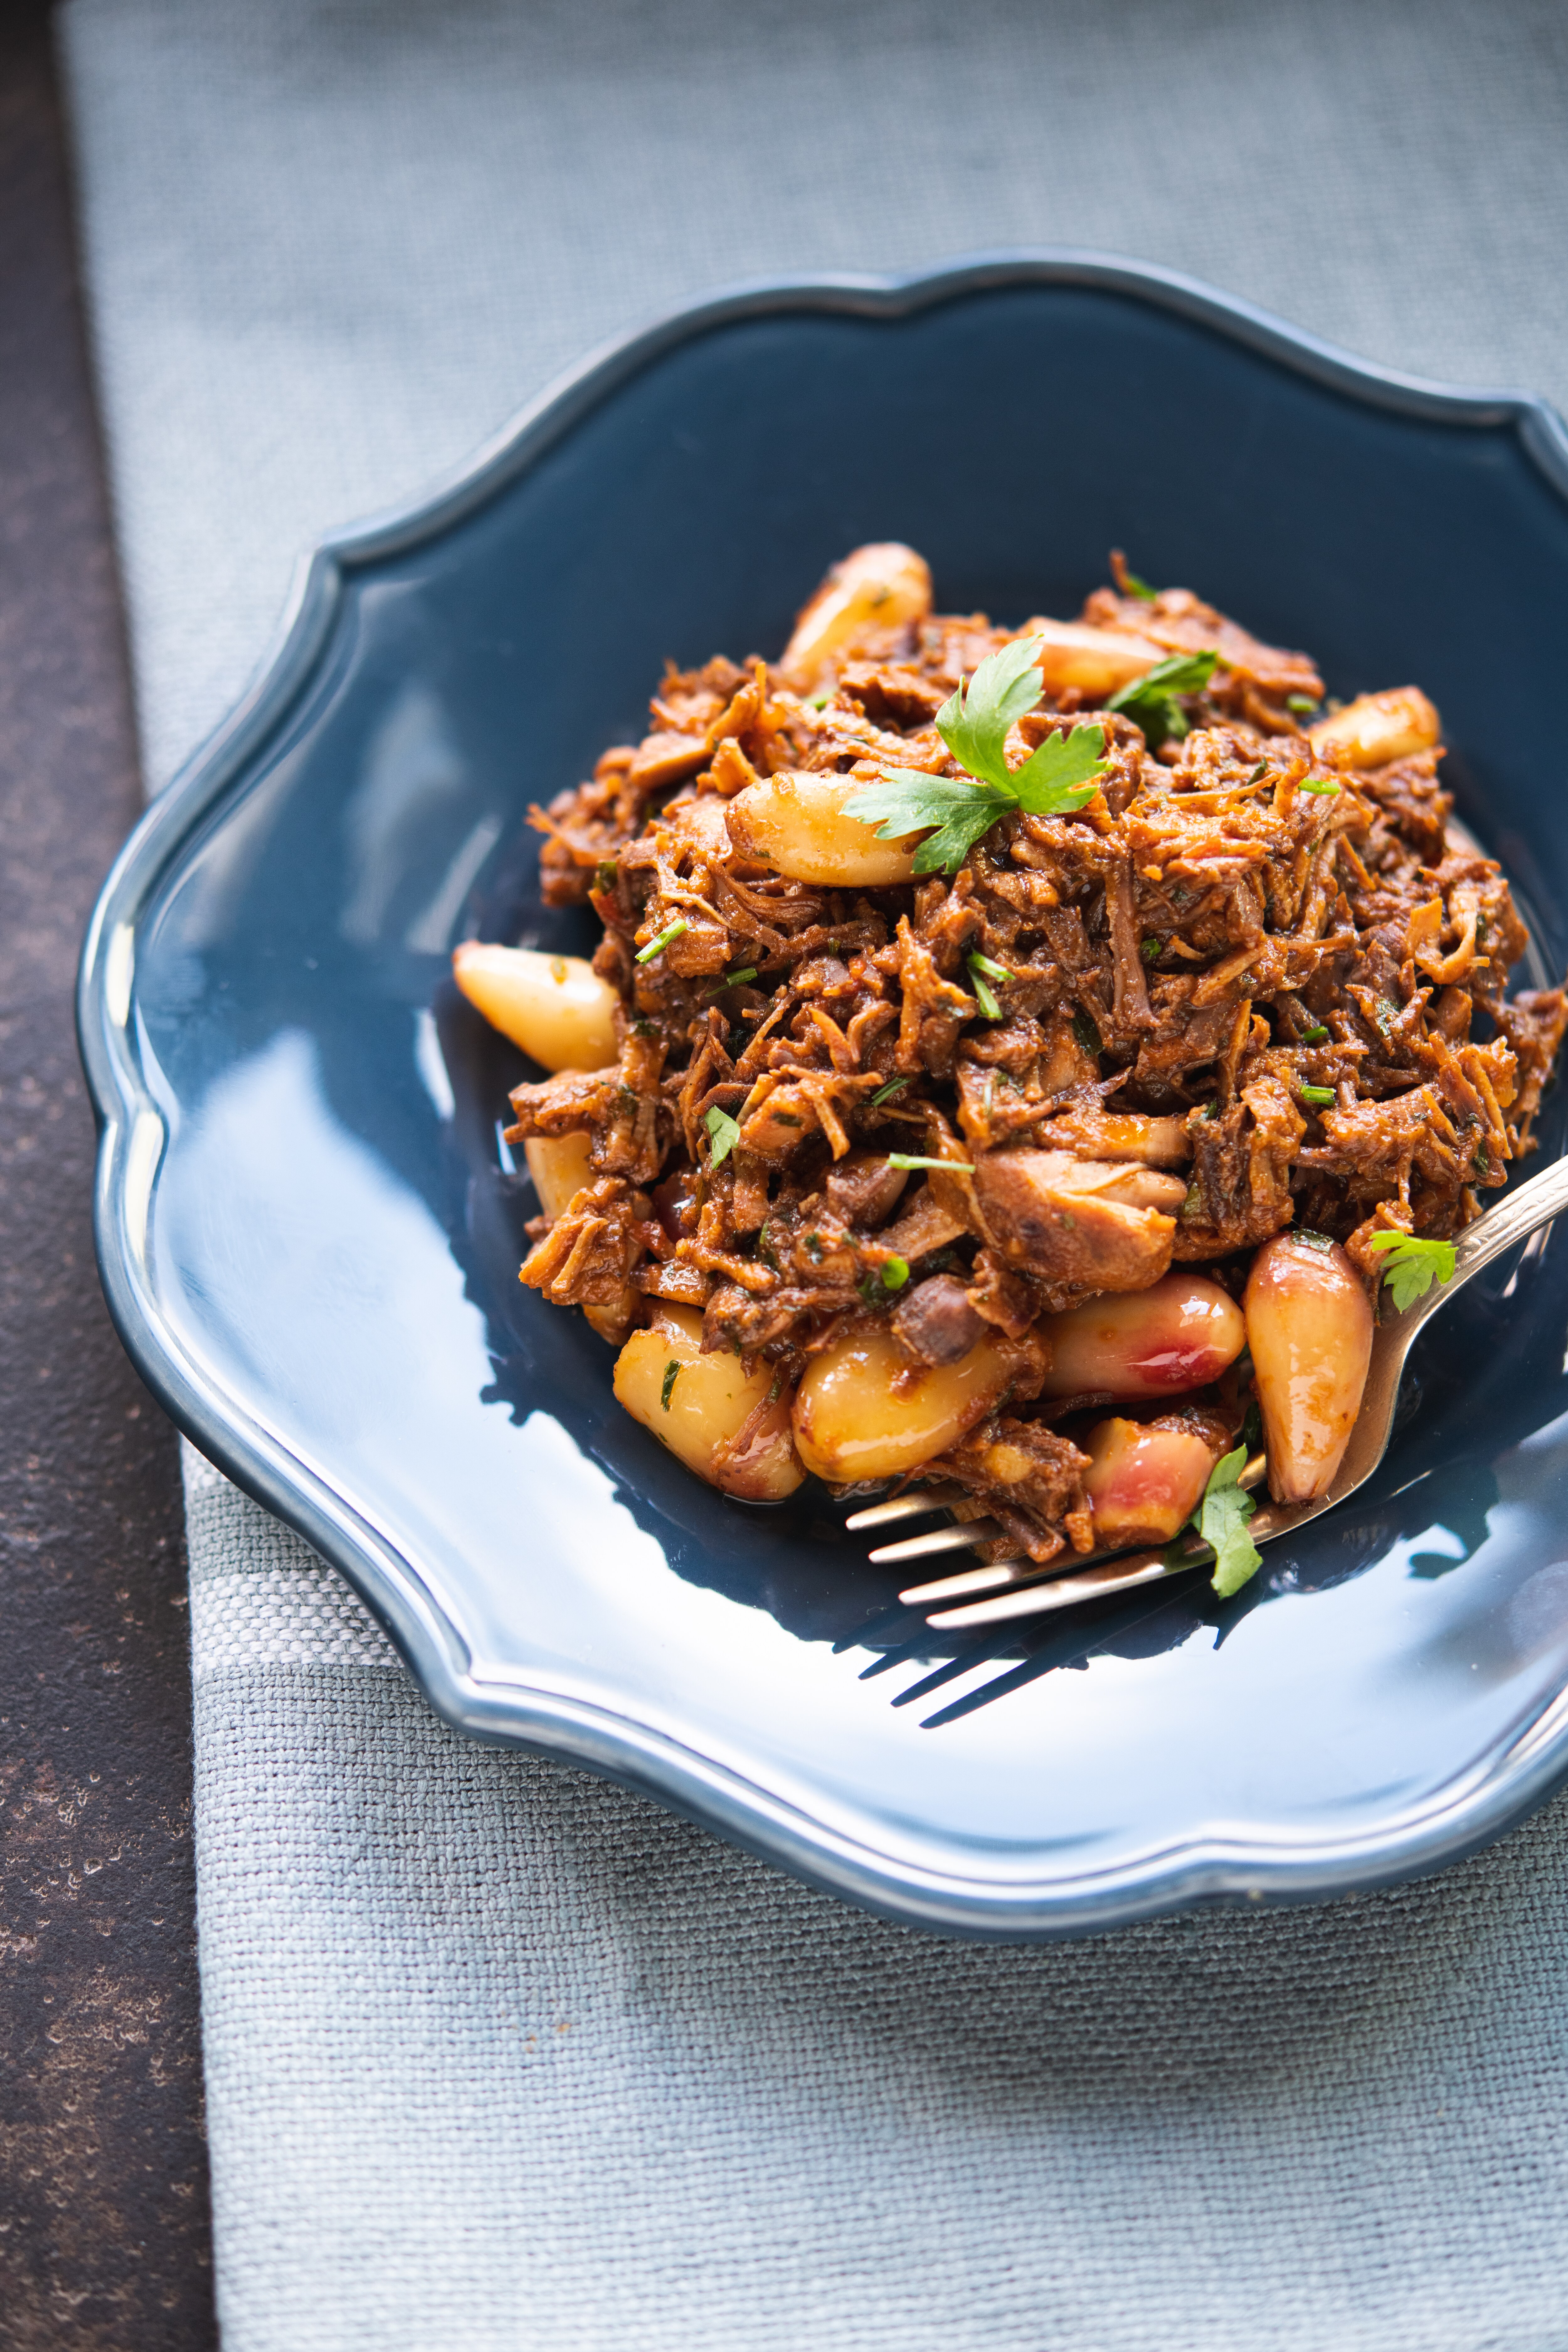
928, 1553, 1168, 1629
927, 1540, 1205, 1630
844, 1484, 961, 1532
898, 1557, 1039, 1606
867, 1519, 1000, 1566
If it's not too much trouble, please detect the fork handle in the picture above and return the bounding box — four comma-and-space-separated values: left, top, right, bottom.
1406, 1150, 1568, 1333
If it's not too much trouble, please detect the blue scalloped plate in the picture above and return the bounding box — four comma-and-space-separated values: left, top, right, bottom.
80, 255, 1568, 1936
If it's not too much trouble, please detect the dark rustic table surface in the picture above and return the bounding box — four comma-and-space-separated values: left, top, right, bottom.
1, 7, 216, 2344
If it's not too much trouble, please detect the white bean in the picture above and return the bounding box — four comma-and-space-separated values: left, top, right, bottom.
1041, 1272, 1246, 1401
614, 1303, 803, 1501
725, 772, 921, 886
1244, 1234, 1373, 1503
781, 543, 932, 685
1082, 1418, 1218, 1547
452, 943, 619, 1071
792, 1322, 1015, 1483
1308, 687, 1439, 769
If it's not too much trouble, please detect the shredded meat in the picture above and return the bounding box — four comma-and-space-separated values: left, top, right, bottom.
493, 548, 1565, 1558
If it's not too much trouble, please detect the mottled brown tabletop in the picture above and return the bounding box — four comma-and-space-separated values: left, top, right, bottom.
0, 8, 216, 2344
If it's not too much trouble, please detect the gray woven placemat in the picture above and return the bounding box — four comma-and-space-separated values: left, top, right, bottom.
61, 3, 1568, 2345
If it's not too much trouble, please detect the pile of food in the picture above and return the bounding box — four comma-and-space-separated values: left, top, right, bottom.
453, 544, 1565, 1596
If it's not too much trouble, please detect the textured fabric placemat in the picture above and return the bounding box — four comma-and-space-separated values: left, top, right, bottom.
60, 4, 1568, 2346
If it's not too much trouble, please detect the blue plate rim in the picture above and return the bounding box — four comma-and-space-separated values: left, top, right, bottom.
77, 248, 1568, 1937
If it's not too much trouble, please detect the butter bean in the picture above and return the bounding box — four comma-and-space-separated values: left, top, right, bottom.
1018, 617, 1169, 698
726, 771, 922, 886
1308, 687, 1439, 769
523, 1131, 595, 1222
1083, 1418, 1218, 1547
1040, 1272, 1246, 1401
781, 542, 932, 685
452, 943, 619, 1071
1244, 1234, 1373, 1503
614, 1303, 803, 1501
792, 1322, 1015, 1483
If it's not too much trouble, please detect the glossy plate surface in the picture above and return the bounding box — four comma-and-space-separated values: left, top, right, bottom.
81, 256, 1568, 1936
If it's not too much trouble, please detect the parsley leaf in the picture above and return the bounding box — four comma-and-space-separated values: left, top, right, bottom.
843, 638, 1110, 877
935, 635, 1049, 788
846, 771, 1014, 878
1194, 1445, 1263, 1599
660, 1360, 681, 1411
1106, 649, 1219, 748
1369, 1231, 1456, 1311
704, 1105, 740, 1167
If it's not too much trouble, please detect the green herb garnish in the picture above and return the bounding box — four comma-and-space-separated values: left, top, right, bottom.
1121, 566, 1157, 601
1301, 1023, 1330, 1044
1072, 1009, 1102, 1058
886, 1153, 975, 1173
660, 1360, 681, 1411
881, 1256, 910, 1292
1141, 936, 1163, 962
1287, 693, 1320, 717
1300, 775, 1340, 796
704, 1105, 740, 1167
966, 952, 1005, 1019
1244, 761, 1269, 787
1105, 649, 1219, 748
843, 637, 1109, 877
636, 917, 689, 963
1288, 1229, 1337, 1252
1299, 1084, 1336, 1107
709, 966, 758, 996
1193, 1445, 1263, 1599
870, 1076, 911, 1106
1369, 1231, 1456, 1311
594, 859, 619, 891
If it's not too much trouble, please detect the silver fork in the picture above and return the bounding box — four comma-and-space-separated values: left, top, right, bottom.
847, 1151, 1568, 1631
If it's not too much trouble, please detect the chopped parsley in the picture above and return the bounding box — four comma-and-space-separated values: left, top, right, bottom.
703, 1105, 740, 1167
1369, 1231, 1456, 1311
887, 1152, 975, 1173
1193, 1445, 1263, 1599
660, 1360, 681, 1411
1141, 935, 1163, 962
843, 637, 1109, 877
966, 952, 1004, 1019
636, 916, 689, 963
1105, 649, 1219, 748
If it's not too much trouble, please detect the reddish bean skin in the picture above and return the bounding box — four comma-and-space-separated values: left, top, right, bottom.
1040, 1273, 1246, 1401
1083, 1419, 1218, 1546
1244, 1235, 1373, 1503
